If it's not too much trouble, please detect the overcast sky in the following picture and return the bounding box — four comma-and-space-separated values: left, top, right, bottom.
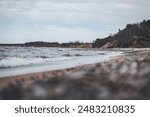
0, 0, 150, 43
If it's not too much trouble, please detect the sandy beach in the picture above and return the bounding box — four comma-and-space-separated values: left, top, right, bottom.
0, 48, 150, 99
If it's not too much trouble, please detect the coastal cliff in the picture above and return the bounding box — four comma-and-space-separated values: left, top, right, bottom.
93, 20, 150, 48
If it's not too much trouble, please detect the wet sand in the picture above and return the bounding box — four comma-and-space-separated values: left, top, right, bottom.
0, 48, 150, 99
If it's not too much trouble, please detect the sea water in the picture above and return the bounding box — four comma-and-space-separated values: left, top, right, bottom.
0, 46, 123, 77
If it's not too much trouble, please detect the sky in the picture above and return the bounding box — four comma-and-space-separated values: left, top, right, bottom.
0, 0, 150, 43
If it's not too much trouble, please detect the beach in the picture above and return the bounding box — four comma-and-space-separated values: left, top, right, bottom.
0, 48, 150, 99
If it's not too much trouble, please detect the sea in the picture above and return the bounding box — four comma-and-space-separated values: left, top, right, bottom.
0, 46, 123, 77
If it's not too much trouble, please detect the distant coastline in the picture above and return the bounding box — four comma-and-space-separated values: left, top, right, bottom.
0, 41, 92, 48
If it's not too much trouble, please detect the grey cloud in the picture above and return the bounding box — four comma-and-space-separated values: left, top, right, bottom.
0, 0, 150, 43
0, 0, 149, 26
0, 0, 149, 19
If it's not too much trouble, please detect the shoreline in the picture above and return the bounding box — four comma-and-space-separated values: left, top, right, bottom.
0, 53, 124, 89
0, 48, 148, 88
0, 48, 150, 99
0, 47, 142, 79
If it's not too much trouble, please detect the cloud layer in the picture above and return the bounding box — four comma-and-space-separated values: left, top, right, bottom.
0, 0, 150, 43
